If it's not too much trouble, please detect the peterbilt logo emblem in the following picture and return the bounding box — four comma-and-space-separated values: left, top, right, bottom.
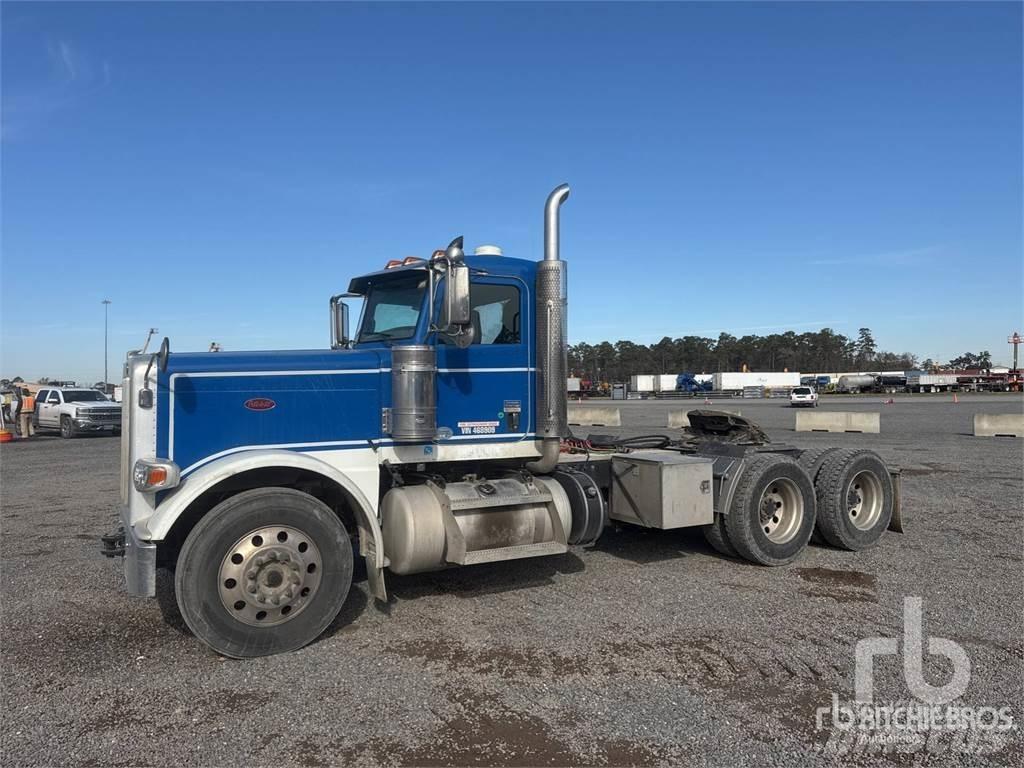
244, 398, 276, 412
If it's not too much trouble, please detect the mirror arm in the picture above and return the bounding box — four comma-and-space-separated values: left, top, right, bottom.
330, 293, 359, 349
329, 294, 340, 349
427, 255, 450, 335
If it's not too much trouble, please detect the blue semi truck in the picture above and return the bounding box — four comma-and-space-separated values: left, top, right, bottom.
676, 373, 713, 393
103, 185, 901, 657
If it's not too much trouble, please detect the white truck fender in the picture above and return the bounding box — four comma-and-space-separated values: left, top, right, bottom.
138, 449, 387, 599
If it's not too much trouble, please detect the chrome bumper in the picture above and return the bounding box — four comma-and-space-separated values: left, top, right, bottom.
75, 418, 120, 431
110, 505, 156, 597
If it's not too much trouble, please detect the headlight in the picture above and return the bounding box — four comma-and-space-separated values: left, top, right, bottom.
75, 407, 81, 417
133, 458, 181, 492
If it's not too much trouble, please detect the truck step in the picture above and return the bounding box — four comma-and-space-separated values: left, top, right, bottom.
461, 541, 568, 566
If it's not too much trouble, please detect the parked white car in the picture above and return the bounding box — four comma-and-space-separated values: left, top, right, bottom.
790, 386, 819, 408
33, 388, 122, 438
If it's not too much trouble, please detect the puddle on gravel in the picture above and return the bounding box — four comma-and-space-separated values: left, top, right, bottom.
901, 462, 961, 476
795, 567, 877, 604
795, 567, 876, 589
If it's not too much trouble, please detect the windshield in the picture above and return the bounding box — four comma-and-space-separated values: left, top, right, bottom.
793, 387, 813, 395
357, 274, 426, 342
64, 390, 108, 403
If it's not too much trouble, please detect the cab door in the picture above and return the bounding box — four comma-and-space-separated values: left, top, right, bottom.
39, 390, 61, 426
434, 277, 533, 442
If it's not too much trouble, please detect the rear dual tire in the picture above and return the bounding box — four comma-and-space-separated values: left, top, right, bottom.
704, 454, 816, 566
703, 511, 738, 558
724, 455, 816, 566
813, 449, 893, 550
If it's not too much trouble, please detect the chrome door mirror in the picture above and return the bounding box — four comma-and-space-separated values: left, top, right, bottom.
442, 263, 471, 328
329, 295, 350, 349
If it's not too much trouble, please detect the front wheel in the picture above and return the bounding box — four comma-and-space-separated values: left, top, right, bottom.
175, 487, 354, 658
60, 416, 77, 439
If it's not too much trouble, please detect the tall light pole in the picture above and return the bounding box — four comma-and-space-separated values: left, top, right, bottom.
102, 299, 112, 390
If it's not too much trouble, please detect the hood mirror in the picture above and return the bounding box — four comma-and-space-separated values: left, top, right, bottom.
139, 337, 170, 409
158, 337, 171, 372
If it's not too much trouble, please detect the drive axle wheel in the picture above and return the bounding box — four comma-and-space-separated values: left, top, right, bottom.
175, 488, 353, 658
703, 513, 738, 559
724, 454, 816, 566
814, 449, 893, 550
60, 416, 77, 439
797, 447, 841, 545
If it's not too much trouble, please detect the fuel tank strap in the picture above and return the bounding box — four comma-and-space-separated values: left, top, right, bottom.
448, 492, 554, 512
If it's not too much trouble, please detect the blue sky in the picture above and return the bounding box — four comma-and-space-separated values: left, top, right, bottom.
2, 1, 1021, 384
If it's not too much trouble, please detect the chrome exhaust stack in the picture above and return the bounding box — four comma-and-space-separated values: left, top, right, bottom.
527, 184, 570, 473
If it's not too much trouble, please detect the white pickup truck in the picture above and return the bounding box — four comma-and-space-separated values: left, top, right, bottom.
33, 387, 122, 438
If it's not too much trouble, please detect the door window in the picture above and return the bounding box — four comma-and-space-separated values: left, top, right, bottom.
444, 283, 520, 345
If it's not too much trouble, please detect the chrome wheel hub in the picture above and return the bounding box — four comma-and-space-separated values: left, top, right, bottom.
758, 477, 804, 544
847, 470, 883, 531
218, 525, 322, 627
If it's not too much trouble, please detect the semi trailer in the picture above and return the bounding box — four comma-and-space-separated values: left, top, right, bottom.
712, 371, 801, 393
836, 374, 877, 394
102, 185, 902, 658
629, 374, 657, 394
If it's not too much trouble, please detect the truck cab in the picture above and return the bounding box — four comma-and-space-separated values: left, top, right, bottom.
105, 185, 900, 658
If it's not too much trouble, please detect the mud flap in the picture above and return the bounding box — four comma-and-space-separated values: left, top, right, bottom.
888, 469, 904, 533
357, 519, 388, 602
365, 555, 388, 602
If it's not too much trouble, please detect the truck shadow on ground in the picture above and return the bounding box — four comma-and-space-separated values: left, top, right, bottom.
381, 552, 586, 604
593, 524, 719, 564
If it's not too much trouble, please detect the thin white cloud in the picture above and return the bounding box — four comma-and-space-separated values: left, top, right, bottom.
4, 39, 112, 141
58, 41, 78, 81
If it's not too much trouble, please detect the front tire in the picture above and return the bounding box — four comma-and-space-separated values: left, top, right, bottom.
175, 487, 354, 658
60, 416, 77, 439
724, 454, 816, 566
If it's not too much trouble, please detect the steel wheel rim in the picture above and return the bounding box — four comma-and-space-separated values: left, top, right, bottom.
759, 477, 804, 544
218, 524, 323, 627
847, 470, 883, 530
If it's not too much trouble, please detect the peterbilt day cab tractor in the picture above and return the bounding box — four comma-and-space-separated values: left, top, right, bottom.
103, 185, 902, 658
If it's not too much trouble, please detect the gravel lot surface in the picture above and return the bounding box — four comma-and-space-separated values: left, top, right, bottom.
2, 393, 1022, 766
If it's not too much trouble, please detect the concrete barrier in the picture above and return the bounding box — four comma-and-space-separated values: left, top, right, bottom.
668, 410, 741, 428
795, 411, 880, 434
568, 406, 621, 427
974, 413, 1024, 437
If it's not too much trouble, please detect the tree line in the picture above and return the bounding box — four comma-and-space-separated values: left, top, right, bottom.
568, 327, 923, 381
